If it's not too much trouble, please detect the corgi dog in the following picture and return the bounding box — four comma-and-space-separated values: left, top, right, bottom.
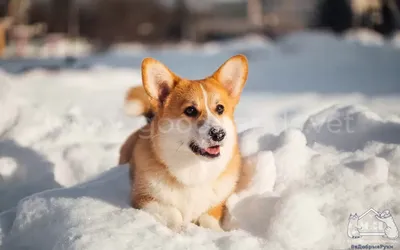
119, 55, 248, 232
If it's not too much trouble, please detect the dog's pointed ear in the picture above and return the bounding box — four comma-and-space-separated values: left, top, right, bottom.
211, 54, 248, 99
141, 58, 178, 104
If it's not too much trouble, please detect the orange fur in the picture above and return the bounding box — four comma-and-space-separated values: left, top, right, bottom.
124, 86, 153, 118
207, 201, 227, 221
119, 55, 248, 232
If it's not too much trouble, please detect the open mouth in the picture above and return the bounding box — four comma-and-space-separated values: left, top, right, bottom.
189, 142, 221, 158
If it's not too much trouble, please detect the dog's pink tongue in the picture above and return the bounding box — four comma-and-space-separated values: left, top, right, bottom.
205, 146, 220, 155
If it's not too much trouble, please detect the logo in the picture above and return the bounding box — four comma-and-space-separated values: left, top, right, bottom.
347, 208, 399, 240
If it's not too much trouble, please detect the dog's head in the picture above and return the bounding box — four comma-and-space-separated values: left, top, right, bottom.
141, 55, 248, 185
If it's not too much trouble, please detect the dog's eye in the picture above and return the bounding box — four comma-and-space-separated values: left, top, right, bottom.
216, 104, 224, 115
184, 106, 198, 117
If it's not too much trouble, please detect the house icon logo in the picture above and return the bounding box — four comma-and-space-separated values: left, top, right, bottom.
348, 208, 399, 240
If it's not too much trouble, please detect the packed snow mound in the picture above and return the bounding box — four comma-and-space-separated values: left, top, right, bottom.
239, 129, 314, 194
2, 105, 400, 250
303, 105, 400, 151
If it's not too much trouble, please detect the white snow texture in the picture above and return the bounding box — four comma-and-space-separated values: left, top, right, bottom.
1, 31, 400, 250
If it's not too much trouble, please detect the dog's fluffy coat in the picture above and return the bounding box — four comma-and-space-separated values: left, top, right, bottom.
119, 55, 248, 232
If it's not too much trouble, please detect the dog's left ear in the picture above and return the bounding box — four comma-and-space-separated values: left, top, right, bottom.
211, 54, 248, 99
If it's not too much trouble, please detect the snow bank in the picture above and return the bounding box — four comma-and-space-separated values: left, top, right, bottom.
304, 105, 400, 152
2, 105, 400, 250
1, 32, 400, 249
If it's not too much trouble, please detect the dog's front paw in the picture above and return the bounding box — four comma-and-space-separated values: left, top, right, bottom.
143, 201, 183, 232
153, 212, 183, 232
197, 214, 224, 232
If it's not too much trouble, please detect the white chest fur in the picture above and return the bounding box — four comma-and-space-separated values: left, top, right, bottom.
148, 173, 236, 223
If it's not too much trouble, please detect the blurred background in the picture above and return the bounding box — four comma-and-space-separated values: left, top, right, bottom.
0, 0, 399, 60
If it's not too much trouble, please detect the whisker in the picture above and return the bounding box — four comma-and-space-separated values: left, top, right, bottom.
148, 133, 160, 140
151, 134, 159, 139
175, 142, 184, 153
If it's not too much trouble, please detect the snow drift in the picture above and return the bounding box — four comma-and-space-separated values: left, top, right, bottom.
1, 31, 400, 249
2, 105, 400, 249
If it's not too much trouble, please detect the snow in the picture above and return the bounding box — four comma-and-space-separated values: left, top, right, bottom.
392, 31, 400, 48
303, 105, 400, 151
344, 28, 385, 47
1, 31, 400, 249
3, 37, 93, 59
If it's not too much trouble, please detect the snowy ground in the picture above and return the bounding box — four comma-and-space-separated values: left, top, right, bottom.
1, 31, 400, 249
2, 37, 94, 59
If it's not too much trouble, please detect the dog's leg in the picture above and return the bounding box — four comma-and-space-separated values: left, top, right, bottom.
141, 201, 184, 232
197, 202, 225, 231
119, 130, 139, 165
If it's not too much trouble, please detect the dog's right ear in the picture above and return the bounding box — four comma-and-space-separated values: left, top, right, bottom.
141, 58, 178, 105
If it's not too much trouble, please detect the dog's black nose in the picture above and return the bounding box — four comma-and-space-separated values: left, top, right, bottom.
209, 127, 226, 142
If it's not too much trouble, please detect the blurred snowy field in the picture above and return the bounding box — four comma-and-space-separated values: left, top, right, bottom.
1, 31, 400, 249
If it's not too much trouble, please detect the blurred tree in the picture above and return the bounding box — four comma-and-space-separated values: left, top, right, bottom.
315, 0, 400, 35
248, 0, 263, 30
50, 0, 70, 33
67, 0, 79, 38
168, 0, 189, 40
7, 0, 30, 24
28, 0, 181, 46
316, 0, 353, 33
374, 0, 400, 35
